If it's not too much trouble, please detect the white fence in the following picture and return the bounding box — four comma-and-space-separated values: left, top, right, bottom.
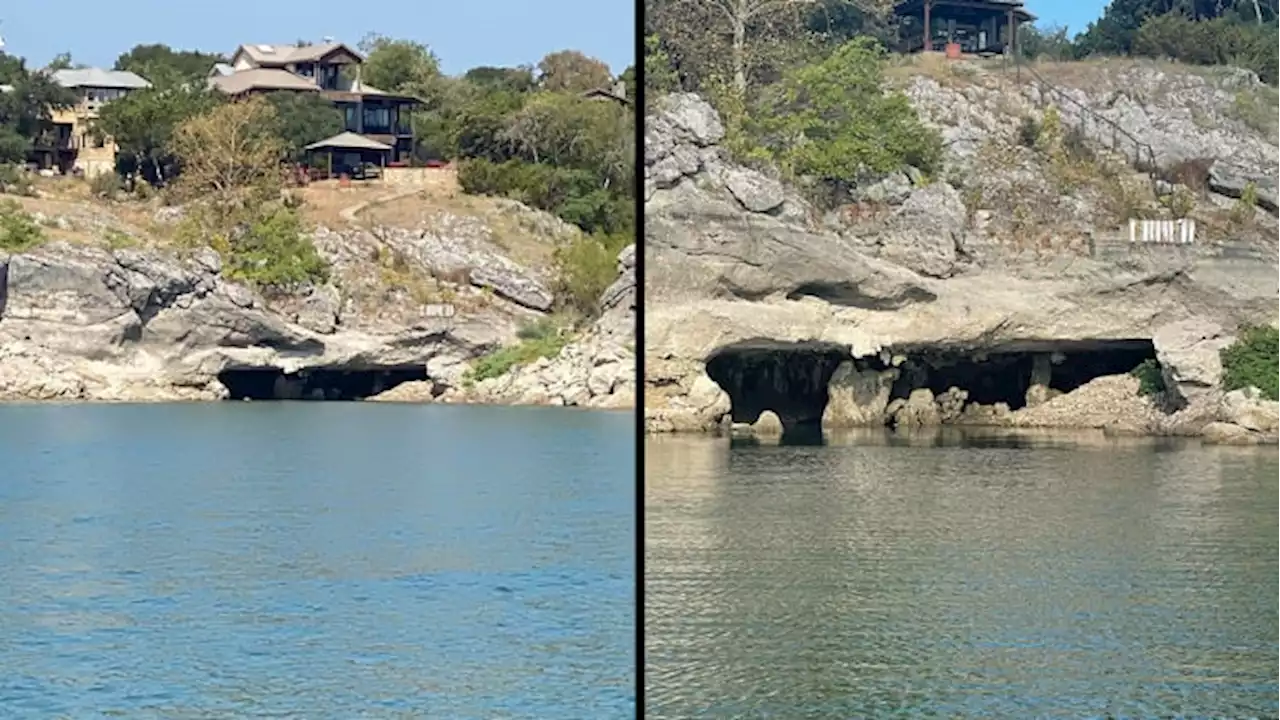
1129, 218, 1196, 245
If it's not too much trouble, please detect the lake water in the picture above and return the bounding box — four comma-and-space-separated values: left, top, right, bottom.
0, 403, 635, 718
645, 429, 1278, 719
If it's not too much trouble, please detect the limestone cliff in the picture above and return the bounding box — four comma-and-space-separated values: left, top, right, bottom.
0, 188, 634, 408
644, 58, 1278, 442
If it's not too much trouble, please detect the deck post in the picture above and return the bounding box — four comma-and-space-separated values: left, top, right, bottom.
923, 0, 932, 52
1008, 9, 1017, 57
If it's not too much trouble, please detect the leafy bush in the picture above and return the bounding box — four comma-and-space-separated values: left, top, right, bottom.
1133, 14, 1279, 85
176, 202, 329, 290
223, 205, 330, 290
1016, 117, 1041, 148
466, 320, 569, 382
89, 171, 123, 199
756, 38, 944, 188
1220, 325, 1279, 401
553, 231, 630, 316
1018, 24, 1076, 62
0, 199, 44, 251
457, 158, 631, 235
0, 164, 34, 196
1130, 358, 1166, 397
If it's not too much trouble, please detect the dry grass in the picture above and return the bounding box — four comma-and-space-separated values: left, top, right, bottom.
360, 190, 562, 273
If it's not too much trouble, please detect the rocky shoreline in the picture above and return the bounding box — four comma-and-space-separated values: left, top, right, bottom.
642, 65, 1278, 446
0, 195, 635, 410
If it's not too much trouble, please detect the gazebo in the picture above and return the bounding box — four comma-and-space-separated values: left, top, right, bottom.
894, 0, 1036, 56
304, 131, 392, 180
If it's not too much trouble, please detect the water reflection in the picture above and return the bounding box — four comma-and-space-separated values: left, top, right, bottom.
646, 433, 1278, 718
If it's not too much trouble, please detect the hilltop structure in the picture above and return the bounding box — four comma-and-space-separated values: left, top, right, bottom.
209, 41, 420, 171
893, 0, 1034, 55
30, 68, 151, 177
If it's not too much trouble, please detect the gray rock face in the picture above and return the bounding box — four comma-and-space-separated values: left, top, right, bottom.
1152, 319, 1234, 407
317, 225, 555, 312
2, 194, 623, 407
722, 167, 785, 213
452, 244, 637, 409
869, 182, 968, 278
644, 85, 1278, 436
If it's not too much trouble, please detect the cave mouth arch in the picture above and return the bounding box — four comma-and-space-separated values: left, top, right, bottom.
886, 338, 1158, 412
217, 365, 429, 401
705, 339, 852, 434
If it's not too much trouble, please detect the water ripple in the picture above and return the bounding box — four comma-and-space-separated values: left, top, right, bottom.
645, 431, 1278, 718
1, 403, 635, 718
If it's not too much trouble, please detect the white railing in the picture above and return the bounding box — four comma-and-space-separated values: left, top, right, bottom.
1129, 218, 1196, 245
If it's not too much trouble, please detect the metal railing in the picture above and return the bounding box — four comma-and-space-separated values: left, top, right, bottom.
1012, 58, 1160, 192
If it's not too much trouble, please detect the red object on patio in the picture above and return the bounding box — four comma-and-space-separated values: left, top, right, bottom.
945, 42, 962, 59
338, 173, 351, 188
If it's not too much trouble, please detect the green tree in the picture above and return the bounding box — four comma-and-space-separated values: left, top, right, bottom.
358, 34, 442, 97
502, 92, 633, 188
758, 37, 943, 188
46, 52, 77, 71
0, 54, 77, 160
642, 34, 680, 102
463, 66, 537, 93
114, 44, 225, 87
94, 85, 222, 184
536, 50, 613, 93
265, 91, 345, 160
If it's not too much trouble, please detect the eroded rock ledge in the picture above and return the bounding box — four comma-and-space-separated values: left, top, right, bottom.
643, 92, 1277, 443
1, 220, 635, 410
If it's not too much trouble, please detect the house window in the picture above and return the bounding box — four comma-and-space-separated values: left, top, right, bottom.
344, 105, 359, 131
362, 106, 390, 132
297, 62, 315, 78
319, 64, 340, 90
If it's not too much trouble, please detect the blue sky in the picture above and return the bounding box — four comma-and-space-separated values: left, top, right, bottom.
1025, 0, 1112, 35
0, 0, 635, 75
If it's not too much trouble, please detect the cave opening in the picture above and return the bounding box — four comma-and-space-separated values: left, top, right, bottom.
888, 339, 1158, 413
705, 339, 852, 435
217, 365, 429, 401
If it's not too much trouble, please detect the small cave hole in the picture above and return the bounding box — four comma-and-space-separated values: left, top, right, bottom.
217, 366, 429, 401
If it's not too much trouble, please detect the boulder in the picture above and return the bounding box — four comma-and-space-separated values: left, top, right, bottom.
1201, 421, 1260, 445
1153, 319, 1235, 406
1221, 387, 1280, 433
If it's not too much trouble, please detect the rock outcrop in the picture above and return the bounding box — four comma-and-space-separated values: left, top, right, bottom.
1, 198, 634, 409
644, 74, 1277, 439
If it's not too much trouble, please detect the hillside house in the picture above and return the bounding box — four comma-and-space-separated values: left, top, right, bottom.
32, 68, 151, 177
582, 80, 630, 107
209, 41, 419, 166
893, 0, 1035, 55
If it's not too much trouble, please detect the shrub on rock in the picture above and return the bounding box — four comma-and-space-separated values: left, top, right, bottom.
1220, 325, 1279, 401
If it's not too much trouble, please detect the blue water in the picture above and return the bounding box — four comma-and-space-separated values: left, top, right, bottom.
0, 403, 635, 718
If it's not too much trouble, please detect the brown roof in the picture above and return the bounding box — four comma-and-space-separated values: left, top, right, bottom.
232, 42, 363, 68
209, 68, 321, 95
305, 131, 392, 152
894, 0, 1036, 21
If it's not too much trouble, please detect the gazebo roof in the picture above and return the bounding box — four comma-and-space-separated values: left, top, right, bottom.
895, 0, 1036, 22
304, 131, 393, 152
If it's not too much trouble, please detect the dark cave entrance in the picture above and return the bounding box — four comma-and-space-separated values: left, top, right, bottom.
887, 339, 1158, 412
217, 365, 429, 401
705, 339, 852, 434
705, 337, 1160, 432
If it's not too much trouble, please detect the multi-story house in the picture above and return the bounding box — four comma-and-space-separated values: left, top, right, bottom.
209, 40, 418, 168
37, 68, 151, 177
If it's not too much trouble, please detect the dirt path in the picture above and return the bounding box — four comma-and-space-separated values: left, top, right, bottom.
339, 188, 424, 224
